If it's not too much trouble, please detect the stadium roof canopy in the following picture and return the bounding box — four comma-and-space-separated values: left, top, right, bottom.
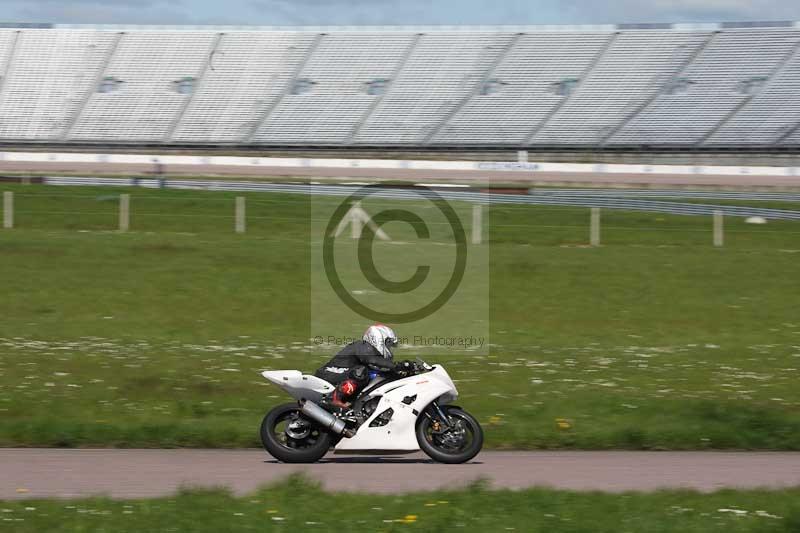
1, 20, 799, 31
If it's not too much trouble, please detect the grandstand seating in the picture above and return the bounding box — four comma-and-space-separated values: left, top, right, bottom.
69, 31, 216, 142
537, 30, 712, 146
0, 23, 799, 148
432, 31, 612, 145
612, 29, 800, 146
0, 30, 118, 140
352, 32, 511, 144
706, 33, 800, 145
173, 32, 317, 143
255, 32, 416, 144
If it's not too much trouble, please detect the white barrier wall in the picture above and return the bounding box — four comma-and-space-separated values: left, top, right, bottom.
1, 151, 799, 177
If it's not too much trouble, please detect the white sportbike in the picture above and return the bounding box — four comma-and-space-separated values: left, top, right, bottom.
259, 359, 483, 464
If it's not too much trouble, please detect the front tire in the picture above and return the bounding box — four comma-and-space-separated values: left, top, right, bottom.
416, 406, 483, 464
260, 403, 333, 463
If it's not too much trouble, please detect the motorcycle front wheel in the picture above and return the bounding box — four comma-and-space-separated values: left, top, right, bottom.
416, 405, 483, 464
260, 403, 332, 463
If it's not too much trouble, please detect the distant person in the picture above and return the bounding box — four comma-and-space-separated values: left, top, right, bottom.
316, 324, 408, 410
151, 158, 165, 177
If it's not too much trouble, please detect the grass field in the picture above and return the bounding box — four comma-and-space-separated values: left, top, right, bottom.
1, 184, 800, 448
2, 475, 800, 532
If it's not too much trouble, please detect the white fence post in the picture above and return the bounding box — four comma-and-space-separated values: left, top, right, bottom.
2, 191, 12, 229
235, 196, 246, 234
713, 210, 724, 247
472, 203, 482, 245
590, 207, 601, 246
119, 194, 130, 232
350, 200, 363, 239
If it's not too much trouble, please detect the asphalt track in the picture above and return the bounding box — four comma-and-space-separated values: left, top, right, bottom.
2, 450, 799, 499
3, 160, 800, 187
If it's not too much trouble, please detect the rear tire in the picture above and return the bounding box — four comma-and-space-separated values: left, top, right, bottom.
416, 406, 483, 464
260, 403, 333, 463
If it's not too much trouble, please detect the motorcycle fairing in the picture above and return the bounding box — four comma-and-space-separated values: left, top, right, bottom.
261, 370, 335, 403
335, 365, 458, 452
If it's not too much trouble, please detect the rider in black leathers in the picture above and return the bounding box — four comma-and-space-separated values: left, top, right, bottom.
316, 324, 410, 409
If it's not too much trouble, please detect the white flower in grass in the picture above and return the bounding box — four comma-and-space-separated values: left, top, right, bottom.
718, 508, 748, 516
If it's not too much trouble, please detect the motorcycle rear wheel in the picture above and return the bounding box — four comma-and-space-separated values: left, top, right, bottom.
416, 405, 483, 464
260, 403, 333, 463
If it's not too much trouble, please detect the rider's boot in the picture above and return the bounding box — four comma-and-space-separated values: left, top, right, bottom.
320, 390, 352, 415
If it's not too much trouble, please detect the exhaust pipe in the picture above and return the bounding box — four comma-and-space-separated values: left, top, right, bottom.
299, 399, 350, 436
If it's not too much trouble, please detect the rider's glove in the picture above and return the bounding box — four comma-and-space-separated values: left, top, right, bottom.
396, 360, 415, 376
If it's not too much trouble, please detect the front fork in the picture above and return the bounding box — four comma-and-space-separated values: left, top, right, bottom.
429, 401, 452, 430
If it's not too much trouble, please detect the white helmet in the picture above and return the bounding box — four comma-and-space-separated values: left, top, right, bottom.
363, 324, 398, 360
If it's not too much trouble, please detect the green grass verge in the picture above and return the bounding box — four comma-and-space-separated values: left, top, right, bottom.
3, 476, 800, 532
1, 185, 800, 449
